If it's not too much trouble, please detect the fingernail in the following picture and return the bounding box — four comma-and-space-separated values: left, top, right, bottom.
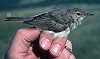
50, 44, 61, 56
40, 38, 50, 50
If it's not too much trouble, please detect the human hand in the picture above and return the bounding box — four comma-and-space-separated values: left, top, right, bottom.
5, 28, 76, 59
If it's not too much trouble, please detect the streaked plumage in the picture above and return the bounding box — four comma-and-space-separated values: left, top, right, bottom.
5, 7, 93, 54
5, 7, 93, 38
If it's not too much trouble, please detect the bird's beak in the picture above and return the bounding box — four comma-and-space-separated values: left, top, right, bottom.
86, 13, 94, 16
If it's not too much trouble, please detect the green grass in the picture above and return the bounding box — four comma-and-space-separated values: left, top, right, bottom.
0, 4, 100, 59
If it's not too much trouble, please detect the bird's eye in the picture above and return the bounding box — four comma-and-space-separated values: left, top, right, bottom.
77, 13, 82, 16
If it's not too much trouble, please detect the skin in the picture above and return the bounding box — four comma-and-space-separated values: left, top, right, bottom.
5, 28, 76, 59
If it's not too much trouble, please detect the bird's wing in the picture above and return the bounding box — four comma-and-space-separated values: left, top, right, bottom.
50, 7, 71, 24
23, 12, 67, 32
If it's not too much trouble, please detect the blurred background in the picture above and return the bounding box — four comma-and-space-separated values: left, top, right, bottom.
0, 0, 100, 59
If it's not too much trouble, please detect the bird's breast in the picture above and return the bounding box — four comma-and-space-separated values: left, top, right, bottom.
43, 27, 70, 39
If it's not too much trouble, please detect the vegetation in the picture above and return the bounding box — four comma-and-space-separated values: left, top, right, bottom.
0, 0, 100, 59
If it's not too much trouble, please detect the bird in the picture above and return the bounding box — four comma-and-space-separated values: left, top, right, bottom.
5, 7, 93, 54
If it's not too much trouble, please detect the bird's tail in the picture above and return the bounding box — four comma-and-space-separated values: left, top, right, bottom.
5, 17, 32, 22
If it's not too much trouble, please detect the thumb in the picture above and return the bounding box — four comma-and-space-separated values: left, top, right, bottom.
6, 28, 40, 58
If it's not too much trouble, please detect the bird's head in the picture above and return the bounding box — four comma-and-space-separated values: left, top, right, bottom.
68, 8, 93, 24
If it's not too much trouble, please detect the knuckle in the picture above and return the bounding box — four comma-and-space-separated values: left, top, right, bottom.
66, 40, 72, 50
16, 28, 26, 35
